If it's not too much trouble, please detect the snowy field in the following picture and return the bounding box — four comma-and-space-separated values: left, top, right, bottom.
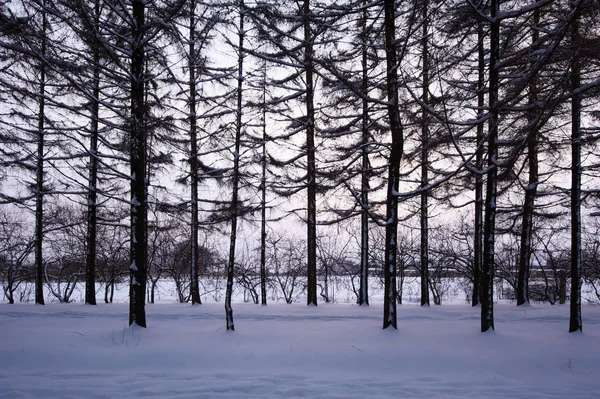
1, 302, 600, 398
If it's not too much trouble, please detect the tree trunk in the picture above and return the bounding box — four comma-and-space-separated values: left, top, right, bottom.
420, 0, 430, 307
110, 281, 115, 303
569, 8, 582, 333
516, 7, 540, 307
85, 0, 100, 306
473, 17, 485, 308
34, 2, 47, 306
358, 0, 370, 307
304, 0, 318, 307
383, 0, 403, 330
260, 61, 268, 307
129, 0, 148, 327
481, 0, 499, 333
189, 0, 202, 306
150, 279, 155, 304
226, 0, 245, 330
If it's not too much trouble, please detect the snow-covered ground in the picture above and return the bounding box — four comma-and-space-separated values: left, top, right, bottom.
1, 302, 599, 398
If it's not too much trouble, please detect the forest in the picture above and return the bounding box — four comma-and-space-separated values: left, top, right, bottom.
0, 0, 599, 334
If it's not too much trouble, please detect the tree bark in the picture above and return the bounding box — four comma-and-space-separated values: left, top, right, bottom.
383, 0, 403, 330
481, 0, 499, 333
34, 2, 47, 306
516, 7, 540, 307
569, 7, 582, 333
129, 0, 148, 328
304, 0, 318, 307
189, 0, 202, 306
358, 0, 369, 307
226, 0, 245, 330
85, 0, 100, 306
420, 0, 430, 307
473, 17, 485, 308
260, 61, 268, 307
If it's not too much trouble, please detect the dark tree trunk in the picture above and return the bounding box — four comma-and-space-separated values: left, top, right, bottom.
383, 0, 403, 330
569, 9, 582, 333
105, 281, 110, 303
516, 7, 540, 307
150, 278, 157, 304
304, 0, 318, 307
420, 0, 430, 307
34, 3, 47, 306
358, 0, 369, 307
85, 0, 100, 306
473, 17, 485, 308
129, 0, 148, 327
189, 0, 202, 306
260, 62, 268, 306
481, 0, 499, 333
226, 0, 245, 330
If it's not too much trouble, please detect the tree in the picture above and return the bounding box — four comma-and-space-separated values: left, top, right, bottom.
0, 0, 59, 305
569, 0, 582, 333
316, 0, 387, 307
174, 0, 220, 306
127, 0, 148, 327
225, 0, 247, 331
480, 0, 500, 333
382, 0, 404, 330
248, 1, 331, 307
84, 0, 102, 306
43, 205, 86, 303
0, 207, 34, 304
419, 0, 431, 307
303, 0, 318, 307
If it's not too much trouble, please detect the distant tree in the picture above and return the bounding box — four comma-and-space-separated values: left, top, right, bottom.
42, 204, 87, 303
316, 0, 387, 307
269, 235, 305, 304
96, 219, 129, 304
167, 0, 221, 306
0, 208, 34, 304
0, 0, 63, 305
248, 1, 336, 307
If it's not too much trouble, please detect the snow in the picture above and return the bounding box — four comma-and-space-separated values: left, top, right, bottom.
2, 303, 600, 398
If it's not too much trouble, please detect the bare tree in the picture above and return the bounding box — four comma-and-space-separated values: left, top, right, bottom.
0, 208, 34, 304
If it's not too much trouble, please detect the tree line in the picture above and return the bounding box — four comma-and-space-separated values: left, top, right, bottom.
0, 0, 599, 333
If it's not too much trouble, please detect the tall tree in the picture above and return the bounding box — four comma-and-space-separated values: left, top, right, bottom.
383, 0, 403, 329
129, 0, 147, 327
259, 60, 268, 306
303, 0, 318, 306
516, 6, 540, 307
358, 0, 372, 306
33, 0, 48, 305
166, 0, 223, 306
419, 0, 430, 307
314, 0, 386, 306
569, 0, 582, 333
0, 0, 53, 305
473, 8, 485, 308
84, 0, 102, 306
186, 0, 204, 306
247, 1, 329, 307
225, 0, 246, 331
481, 0, 499, 332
